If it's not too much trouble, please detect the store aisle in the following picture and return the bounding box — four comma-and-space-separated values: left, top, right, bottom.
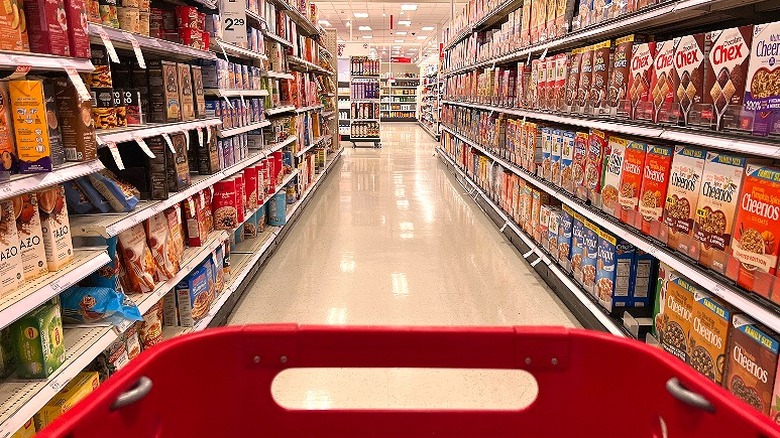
230, 123, 577, 327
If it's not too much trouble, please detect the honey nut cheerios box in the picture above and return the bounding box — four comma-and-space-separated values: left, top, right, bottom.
662, 146, 707, 260
727, 314, 779, 416
690, 291, 736, 385
658, 271, 696, 363
638, 144, 674, 238
726, 164, 780, 301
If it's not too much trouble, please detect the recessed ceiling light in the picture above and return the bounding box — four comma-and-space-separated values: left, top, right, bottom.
318, 20, 331, 26
353, 12, 368, 18
421, 26, 435, 31
392, 45, 401, 49
358, 26, 372, 31
401, 4, 418, 10
417, 36, 427, 39
408, 48, 418, 51
362, 35, 373, 39
395, 31, 407, 35
394, 39, 404, 43
398, 20, 411, 25
345, 21, 351, 27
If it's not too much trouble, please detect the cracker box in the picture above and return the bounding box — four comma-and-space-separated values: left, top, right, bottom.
24, 0, 70, 56
700, 26, 752, 131
600, 135, 628, 219
727, 164, 780, 299
658, 271, 696, 362
34, 371, 99, 430
629, 40, 656, 120
577, 45, 594, 113
596, 229, 635, 314
558, 205, 574, 270
572, 131, 589, 202
52, 76, 97, 162
662, 147, 706, 258
0, 200, 25, 296
14, 193, 48, 281
674, 33, 706, 126
176, 265, 210, 326
10, 80, 52, 173
694, 152, 747, 274
690, 291, 735, 384
589, 39, 611, 113
581, 219, 599, 293
11, 301, 65, 379
618, 140, 647, 229
570, 212, 586, 281
565, 47, 582, 113
584, 128, 607, 206
746, 22, 780, 136
650, 39, 679, 123
638, 144, 673, 237
727, 314, 779, 416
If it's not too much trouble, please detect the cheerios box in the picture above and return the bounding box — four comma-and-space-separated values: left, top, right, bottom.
580, 219, 599, 294
570, 211, 587, 281
658, 271, 695, 362
728, 314, 779, 416
557, 206, 574, 270
596, 229, 635, 315
661, 146, 706, 259
690, 291, 736, 385
638, 144, 673, 237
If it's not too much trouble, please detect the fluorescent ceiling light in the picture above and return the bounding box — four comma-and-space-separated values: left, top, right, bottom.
417, 36, 427, 39
398, 20, 411, 25
358, 26, 372, 31
401, 4, 418, 10
421, 26, 435, 31
408, 48, 418, 51
362, 35, 373, 39
393, 45, 402, 48
394, 39, 404, 43
345, 21, 351, 27
395, 31, 407, 35
353, 12, 368, 18
318, 20, 331, 26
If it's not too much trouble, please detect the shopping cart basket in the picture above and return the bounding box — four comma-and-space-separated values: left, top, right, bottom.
40, 325, 780, 437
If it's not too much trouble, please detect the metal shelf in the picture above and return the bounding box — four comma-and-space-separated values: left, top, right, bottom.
295, 104, 324, 113
295, 135, 331, 157
0, 50, 93, 73
212, 39, 267, 62
96, 118, 222, 145
88, 23, 216, 62
266, 0, 323, 36
218, 120, 271, 138
204, 88, 269, 98
0, 160, 104, 203
288, 56, 334, 75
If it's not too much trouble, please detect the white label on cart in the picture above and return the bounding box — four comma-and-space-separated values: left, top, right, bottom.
106, 142, 125, 170
133, 135, 155, 158
96, 27, 120, 63
125, 33, 146, 69
162, 133, 175, 153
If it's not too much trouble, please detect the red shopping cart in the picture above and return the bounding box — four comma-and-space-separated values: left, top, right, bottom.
40, 325, 780, 437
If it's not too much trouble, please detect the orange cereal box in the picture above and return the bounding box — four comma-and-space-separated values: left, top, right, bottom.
618, 140, 647, 229
662, 146, 706, 259
584, 128, 608, 206
727, 164, 780, 300
638, 144, 673, 237
694, 152, 748, 274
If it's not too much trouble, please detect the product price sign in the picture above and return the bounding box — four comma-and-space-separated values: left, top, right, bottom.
221, 0, 247, 45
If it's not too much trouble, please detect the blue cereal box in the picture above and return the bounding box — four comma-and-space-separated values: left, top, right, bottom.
596, 230, 636, 314
244, 209, 259, 239
560, 131, 575, 194
550, 129, 562, 186
570, 212, 586, 280
175, 266, 211, 326
546, 207, 561, 255
631, 249, 655, 308
580, 220, 599, 293
267, 192, 286, 226
541, 127, 552, 180
557, 206, 574, 270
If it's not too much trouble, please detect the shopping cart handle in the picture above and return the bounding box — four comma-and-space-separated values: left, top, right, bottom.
666, 377, 714, 413
110, 376, 153, 411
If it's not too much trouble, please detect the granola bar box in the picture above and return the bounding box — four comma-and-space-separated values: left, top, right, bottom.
690, 291, 735, 385
600, 135, 628, 219
694, 152, 747, 274
726, 314, 779, 416
726, 164, 780, 299
638, 144, 673, 237
661, 146, 706, 259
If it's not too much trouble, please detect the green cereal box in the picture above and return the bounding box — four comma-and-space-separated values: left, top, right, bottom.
11, 302, 66, 378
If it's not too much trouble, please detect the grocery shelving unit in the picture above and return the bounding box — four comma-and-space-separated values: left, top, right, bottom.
349, 56, 382, 148
381, 76, 419, 122
419, 68, 441, 141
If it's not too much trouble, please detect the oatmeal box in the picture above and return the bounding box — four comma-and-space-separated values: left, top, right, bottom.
618, 140, 647, 230
727, 163, 780, 300
745, 21, 780, 136
694, 152, 748, 274
662, 146, 706, 259
600, 135, 628, 219
638, 144, 673, 237
727, 314, 779, 416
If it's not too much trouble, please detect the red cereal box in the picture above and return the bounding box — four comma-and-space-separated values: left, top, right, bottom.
573, 131, 588, 202
618, 140, 648, 229
24, 0, 70, 56
63, 0, 90, 58
584, 129, 608, 206
638, 144, 673, 237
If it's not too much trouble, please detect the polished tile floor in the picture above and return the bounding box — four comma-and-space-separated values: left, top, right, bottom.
229, 123, 579, 410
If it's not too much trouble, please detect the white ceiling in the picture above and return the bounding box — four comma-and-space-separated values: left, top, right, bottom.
314, 1, 459, 58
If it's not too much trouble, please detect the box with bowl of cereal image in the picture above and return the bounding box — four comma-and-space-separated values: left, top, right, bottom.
658, 271, 696, 362
570, 211, 586, 282
745, 21, 780, 136
638, 144, 673, 237
559, 130, 575, 194
573, 131, 589, 201
596, 229, 635, 314
557, 205, 574, 270
694, 152, 749, 275
581, 219, 600, 295
585, 128, 608, 207
726, 314, 779, 417
618, 139, 648, 229
546, 207, 562, 255
690, 291, 736, 385
726, 163, 780, 301
600, 135, 628, 219
661, 146, 706, 259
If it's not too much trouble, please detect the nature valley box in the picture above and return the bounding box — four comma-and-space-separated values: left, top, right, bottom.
727, 314, 779, 416
690, 291, 735, 385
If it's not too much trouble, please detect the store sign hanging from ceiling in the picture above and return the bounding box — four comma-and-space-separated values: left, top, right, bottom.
220, 0, 247, 45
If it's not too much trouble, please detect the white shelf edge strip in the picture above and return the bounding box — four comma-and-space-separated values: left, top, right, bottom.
0, 160, 105, 203
0, 51, 94, 73
266, 105, 296, 115
441, 125, 780, 334
88, 23, 216, 61
205, 89, 269, 98
296, 104, 324, 113
218, 120, 271, 138
97, 119, 222, 145
295, 135, 330, 157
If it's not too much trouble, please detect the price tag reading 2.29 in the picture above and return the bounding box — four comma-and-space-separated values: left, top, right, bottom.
220, 0, 247, 45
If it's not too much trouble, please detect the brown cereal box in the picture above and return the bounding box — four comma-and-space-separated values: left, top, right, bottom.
629, 40, 656, 120
537, 59, 547, 110
554, 53, 568, 111
658, 271, 695, 362
662, 146, 706, 259
745, 21, 780, 136
589, 39, 611, 113
545, 0, 556, 41
565, 48, 582, 112
727, 164, 780, 299
191, 65, 206, 118
638, 145, 673, 237
600, 135, 628, 219
650, 39, 678, 123
701, 26, 752, 131
726, 314, 779, 416
176, 63, 195, 121
608, 34, 640, 116
584, 128, 607, 206
673, 33, 706, 125
555, 0, 575, 38
618, 140, 647, 229
694, 152, 748, 274
521, 0, 532, 46
691, 291, 735, 385
577, 45, 594, 113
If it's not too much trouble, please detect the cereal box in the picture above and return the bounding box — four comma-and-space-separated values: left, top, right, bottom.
653, 262, 674, 339
521, 183, 533, 236
167, 133, 191, 192
584, 128, 607, 206
176, 265, 211, 326
11, 301, 65, 378
10, 80, 52, 173
650, 39, 679, 123
701, 26, 752, 131
573, 131, 588, 201
554, 53, 568, 111
536, 204, 552, 245
546, 57, 556, 110
558, 205, 574, 270
673, 33, 707, 127
525, 122, 542, 175
690, 291, 735, 384
726, 314, 779, 416
600, 135, 628, 219
565, 47, 582, 112
662, 147, 706, 259
521, 0, 531, 46
746, 22, 780, 135
177, 63, 195, 121
577, 45, 594, 113
638, 144, 673, 237
546, 207, 562, 255
551, 129, 562, 186
560, 130, 575, 194
570, 212, 586, 280
727, 164, 780, 298
596, 229, 635, 314
658, 271, 696, 362
23, 0, 70, 56
618, 140, 647, 229
545, 0, 556, 41
14, 193, 47, 281
11, 419, 36, 438
581, 219, 599, 293
629, 40, 656, 120
34, 371, 99, 429
608, 35, 639, 116
632, 249, 655, 308
589, 39, 611, 113
540, 127, 552, 179
695, 152, 748, 274
63, 0, 90, 58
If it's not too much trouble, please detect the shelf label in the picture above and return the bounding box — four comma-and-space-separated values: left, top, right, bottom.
183, 130, 190, 150
221, 0, 247, 45
133, 135, 155, 158
206, 125, 212, 144
106, 141, 125, 170
539, 47, 548, 61
6, 65, 30, 80
161, 133, 175, 153
64, 66, 91, 101
125, 33, 146, 69
96, 27, 120, 63
196, 127, 204, 147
